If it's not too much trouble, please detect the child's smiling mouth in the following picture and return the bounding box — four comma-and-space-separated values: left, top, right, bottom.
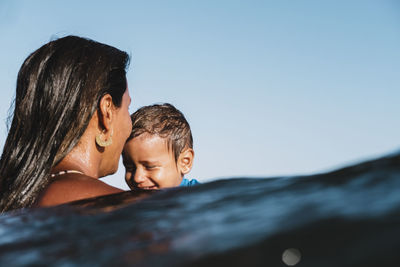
137, 185, 158, 190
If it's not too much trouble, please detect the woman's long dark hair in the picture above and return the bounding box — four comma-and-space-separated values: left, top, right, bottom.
0, 36, 129, 212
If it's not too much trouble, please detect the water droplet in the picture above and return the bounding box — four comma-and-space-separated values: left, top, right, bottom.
282, 248, 301, 266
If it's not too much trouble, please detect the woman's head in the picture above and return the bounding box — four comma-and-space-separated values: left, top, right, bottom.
0, 36, 130, 212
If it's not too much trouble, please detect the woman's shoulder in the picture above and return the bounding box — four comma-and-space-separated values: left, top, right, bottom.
37, 174, 123, 207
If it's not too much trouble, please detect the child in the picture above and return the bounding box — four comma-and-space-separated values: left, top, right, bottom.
122, 103, 200, 190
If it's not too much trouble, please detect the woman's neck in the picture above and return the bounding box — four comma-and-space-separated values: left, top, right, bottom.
52, 136, 102, 179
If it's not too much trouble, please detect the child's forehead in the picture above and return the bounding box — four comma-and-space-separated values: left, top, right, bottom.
135, 133, 172, 151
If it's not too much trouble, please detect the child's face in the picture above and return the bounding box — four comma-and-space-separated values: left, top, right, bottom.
123, 134, 183, 190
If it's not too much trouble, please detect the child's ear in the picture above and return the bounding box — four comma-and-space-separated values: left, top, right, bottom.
177, 148, 194, 175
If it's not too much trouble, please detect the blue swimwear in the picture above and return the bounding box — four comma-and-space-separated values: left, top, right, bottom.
180, 178, 200, 187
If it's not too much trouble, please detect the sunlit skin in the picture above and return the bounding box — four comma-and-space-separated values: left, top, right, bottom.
123, 133, 194, 190
37, 89, 132, 206
100, 89, 133, 176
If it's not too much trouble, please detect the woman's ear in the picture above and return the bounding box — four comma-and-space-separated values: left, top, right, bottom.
177, 148, 194, 175
97, 94, 114, 131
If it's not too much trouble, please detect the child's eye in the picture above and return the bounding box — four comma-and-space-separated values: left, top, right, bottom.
125, 164, 136, 173
145, 165, 157, 170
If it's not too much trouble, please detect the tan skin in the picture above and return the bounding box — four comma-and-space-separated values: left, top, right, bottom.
37, 89, 132, 207
123, 134, 194, 190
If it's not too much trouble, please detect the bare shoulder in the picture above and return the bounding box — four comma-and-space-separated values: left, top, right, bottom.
37, 174, 124, 207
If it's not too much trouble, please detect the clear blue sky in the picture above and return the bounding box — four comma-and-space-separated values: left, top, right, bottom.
0, 0, 399, 189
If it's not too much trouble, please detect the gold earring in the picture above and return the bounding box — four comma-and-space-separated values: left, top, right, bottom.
96, 129, 113, 147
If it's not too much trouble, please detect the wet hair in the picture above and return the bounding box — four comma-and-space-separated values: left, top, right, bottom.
126, 103, 193, 162
0, 35, 129, 212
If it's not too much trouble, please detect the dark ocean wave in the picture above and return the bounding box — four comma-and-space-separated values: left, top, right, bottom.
0, 152, 399, 266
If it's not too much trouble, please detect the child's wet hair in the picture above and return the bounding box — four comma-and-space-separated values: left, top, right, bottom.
128, 103, 193, 161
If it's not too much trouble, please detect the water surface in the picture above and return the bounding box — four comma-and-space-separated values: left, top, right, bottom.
0, 152, 399, 266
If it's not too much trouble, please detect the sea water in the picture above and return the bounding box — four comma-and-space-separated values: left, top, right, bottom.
0, 152, 399, 266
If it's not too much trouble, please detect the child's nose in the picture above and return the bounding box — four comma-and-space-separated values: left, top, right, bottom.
133, 169, 146, 183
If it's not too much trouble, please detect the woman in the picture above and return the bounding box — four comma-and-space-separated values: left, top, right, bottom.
0, 36, 132, 212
